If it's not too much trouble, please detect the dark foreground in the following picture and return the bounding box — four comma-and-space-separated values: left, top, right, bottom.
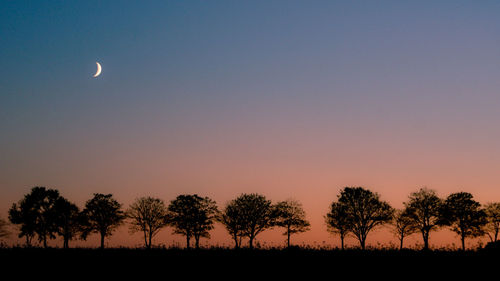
1, 247, 498, 277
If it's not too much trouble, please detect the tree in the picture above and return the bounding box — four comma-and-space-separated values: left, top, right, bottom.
484, 202, 500, 242
80, 193, 124, 249
440, 192, 487, 250
219, 193, 275, 249
404, 188, 443, 250
392, 209, 417, 250
53, 196, 81, 249
8, 187, 60, 248
325, 202, 350, 250
219, 202, 244, 249
127, 197, 169, 249
0, 218, 10, 239
167, 194, 218, 249
274, 199, 310, 247
336, 187, 394, 250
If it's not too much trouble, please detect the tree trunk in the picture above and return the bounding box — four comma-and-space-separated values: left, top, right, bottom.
148, 232, 153, 249
340, 234, 345, 250
186, 235, 191, 249
287, 226, 291, 248
249, 236, 254, 249
100, 233, 105, 249
144, 231, 148, 249
64, 237, 69, 249
195, 237, 200, 250
400, 236, 404, 251
43, 236, 48, 248
422, 231, 429, 251
233, 234, 239, 249
360, 238, 366, 250
461, 234, 466, 251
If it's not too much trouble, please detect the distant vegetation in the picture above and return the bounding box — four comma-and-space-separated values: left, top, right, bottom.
2, 186, 500, 251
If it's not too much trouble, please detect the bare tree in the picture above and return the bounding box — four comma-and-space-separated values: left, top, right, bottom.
440, 192, 487, 251
80, 193, 125, 249
404, 188, 443, 250
392, 209, 417, 250
167, 194, 218, 249
274, 199, 310, 247
484, 202, 500, 242
127, 197, 169, 249
336, 187, 393, 250
325, 202, 350, 250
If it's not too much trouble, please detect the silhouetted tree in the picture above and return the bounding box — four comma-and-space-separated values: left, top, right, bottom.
484, 202, 500, 243
404, 188, 443, 250
274, 199, 310, 247
219, 202, 244, 249
0, 218, 10, 239
127, 197, 169, 249
392, 209, 417, 250
336, 187, 394, 250
167, 194, 218, 249
53, 196, 81, 249
325, 202, 350, 250
440, 192, 487, 250
8, 187, 60, 248
80, 193, 124, 249
220, 193, 275, 249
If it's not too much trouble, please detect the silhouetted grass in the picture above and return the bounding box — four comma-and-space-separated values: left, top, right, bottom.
1, 245, 498, 277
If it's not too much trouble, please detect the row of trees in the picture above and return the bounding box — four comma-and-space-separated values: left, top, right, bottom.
4, 187, 309, 249
2, 186, 500, 250
326, 187, 500, 251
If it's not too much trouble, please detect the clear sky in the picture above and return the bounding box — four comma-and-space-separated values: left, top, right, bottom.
2, 1, 500, 248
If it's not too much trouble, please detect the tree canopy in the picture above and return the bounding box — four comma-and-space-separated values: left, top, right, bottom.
167, 194, 218, 249
440, 192, 487, 250
335, 187, 394, 250
80, 193, 124, 249
127, 197, 169, 249
8, 187, 60, 247
404, 188, 443, 250
274, 199, 310, 247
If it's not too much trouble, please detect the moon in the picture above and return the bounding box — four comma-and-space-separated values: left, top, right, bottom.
93, 62, 102, 77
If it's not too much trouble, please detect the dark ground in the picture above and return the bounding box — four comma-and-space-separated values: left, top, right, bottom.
1, 247, 498, 278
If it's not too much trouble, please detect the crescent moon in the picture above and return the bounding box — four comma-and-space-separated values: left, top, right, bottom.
93, 62, 102, 77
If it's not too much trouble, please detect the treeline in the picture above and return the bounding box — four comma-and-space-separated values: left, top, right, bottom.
1, 186, 500, 250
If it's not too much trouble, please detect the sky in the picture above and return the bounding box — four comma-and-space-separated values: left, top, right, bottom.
1, 0, 500, 249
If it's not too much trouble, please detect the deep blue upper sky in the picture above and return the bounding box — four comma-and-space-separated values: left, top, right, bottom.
2, 1, 500, 208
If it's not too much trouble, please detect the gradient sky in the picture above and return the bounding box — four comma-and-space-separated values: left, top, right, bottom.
2, 1, 500, 248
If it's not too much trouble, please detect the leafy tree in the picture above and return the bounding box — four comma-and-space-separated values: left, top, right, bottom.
392, 209, 417, 250
274, 199, 310, 247
0, 218, 10, 239
325, 202, 350, 250
336, 187, 393, 250
484, 202, 500, 242
8, 187, 60, 248
167, 194, 218, 249
219, 202, 244, 249
440, 192, 487, 250
80, 193, 124, 249
127, 197, 169, 249
53, 196, 81, 249
404, 188, 443, 250
220, 193, 275, 249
